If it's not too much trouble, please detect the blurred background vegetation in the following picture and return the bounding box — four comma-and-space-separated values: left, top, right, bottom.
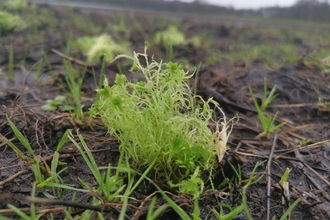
52, 0, 330, 22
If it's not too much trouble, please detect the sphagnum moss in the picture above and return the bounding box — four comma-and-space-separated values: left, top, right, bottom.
90, 46, 233, 193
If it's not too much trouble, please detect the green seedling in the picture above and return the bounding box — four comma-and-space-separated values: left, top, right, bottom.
20, 45, 29, 69
1, 115, 44, 183
274, 167, 300, 220
95, 54, 107, 89
34, 58, 43, 80
42, 49, 52, 72
212, 161, 265, 220
146, 197, 169, 220
260, 77, 278, 111
41, 95, 68, 111
67, 130, 166, 218
1, 116, 72, 195
62, 61, 86, 123
68, 131, 126, 202
124, 168, 193, 219
37, 129, 70, 199
227, 161, 243, 186
249, 78, 285, 138
90, 46, 231, 192
277, 198, 300, 220
279, 168, 291, 187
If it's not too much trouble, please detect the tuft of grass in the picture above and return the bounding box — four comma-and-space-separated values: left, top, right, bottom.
249, 78, 285, 138
42, 60, 86, 123
90, 46, 231, 191
1, 115, 44, 183
68, 130, 127, 201
212, 161, 266, 220
61, 61, 86, 123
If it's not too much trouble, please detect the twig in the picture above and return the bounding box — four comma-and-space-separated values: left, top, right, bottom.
131, 191, 163, 220
0, 207, 65, 215
0, 170, 29, 189
274, 140, 330, 160
0, 193, 118, 213
267, 135, 278, 220
51, 48, 90, 67
301, 161, 330, 188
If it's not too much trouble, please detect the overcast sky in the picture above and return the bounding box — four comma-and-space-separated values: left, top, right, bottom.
179, 0, 297, 9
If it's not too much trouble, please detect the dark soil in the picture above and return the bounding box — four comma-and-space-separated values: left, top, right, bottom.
1, 3, 330, 220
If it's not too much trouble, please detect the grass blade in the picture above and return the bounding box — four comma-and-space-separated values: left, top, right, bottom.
6, 115, 35, 156
279, 198, 300, 220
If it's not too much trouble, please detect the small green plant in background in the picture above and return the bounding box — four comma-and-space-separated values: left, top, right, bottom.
2, 0, 28, 12
42, 49, 53, 72
321, 54, 330, 74
212, 161, 265, 220
62, 61, 86, 123
154, 25, 201, 61
75, 34, 130, 64
249, 78, 285, 138
20, 45, 29, 69
302, 49, 330, 73
41, 95, 70, 112
42, 61, 86, 123
0, 11, 22, 36
90, 46, 232, 192
154, 25, 186, 46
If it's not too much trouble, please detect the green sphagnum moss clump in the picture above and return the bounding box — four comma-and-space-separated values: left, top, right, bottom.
3, 0, 28, 11
154, 25, 186, 46
75, 34, 130, 64
90, 46, 231, 190
0, 11, 22, 35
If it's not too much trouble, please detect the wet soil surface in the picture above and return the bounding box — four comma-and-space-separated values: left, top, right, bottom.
1, 3, 330, 220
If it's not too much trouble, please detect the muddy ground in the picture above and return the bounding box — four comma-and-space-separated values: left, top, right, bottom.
1, 3, 330, 220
